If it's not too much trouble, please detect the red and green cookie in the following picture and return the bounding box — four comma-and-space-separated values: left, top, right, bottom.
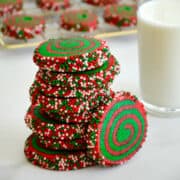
87, 91, 148, 166
0, 0, 22, 17
24, 134, 95, 171
36, 0, 70, 11
25, 105, 87, 140
26, 103, 92, 123
61, 9, 98, 32
36, 55, 120, 89
46, 111, 92, 123
104, 4, 137, 28
30, 88, 111, 114
39, 136, 87, 150
33, 37, 111, 72
1, 14, 45, 39
83, 0, 118, 6
30, 78, 109, 98
44, 89, 115, 122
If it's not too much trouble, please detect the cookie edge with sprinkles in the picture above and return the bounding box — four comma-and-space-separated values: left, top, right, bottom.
87, 91, 148, 166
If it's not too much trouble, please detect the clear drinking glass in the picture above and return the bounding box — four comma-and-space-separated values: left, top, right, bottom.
138, 0, 180, 116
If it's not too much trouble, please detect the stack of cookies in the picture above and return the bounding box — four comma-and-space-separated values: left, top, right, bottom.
24, 37, 148, 171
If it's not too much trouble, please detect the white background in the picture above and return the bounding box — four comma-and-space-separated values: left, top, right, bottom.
0, 35, 180, 180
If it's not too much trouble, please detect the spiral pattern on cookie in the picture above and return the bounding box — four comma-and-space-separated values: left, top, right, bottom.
33, 37, 110, 72
38, 37, 102, 57
99, 92, 147, 165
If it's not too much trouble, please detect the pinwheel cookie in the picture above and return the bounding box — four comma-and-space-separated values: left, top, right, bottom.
104, 4, 137, 27
87, 91, 147, 166
1, 14, 45, 39
24, 134, 95, 171
61, 9, 98, 32
33, 37, 111, 72
35, 55, 120, 89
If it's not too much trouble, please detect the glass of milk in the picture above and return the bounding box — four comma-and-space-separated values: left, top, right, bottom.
138, 0, 180, 115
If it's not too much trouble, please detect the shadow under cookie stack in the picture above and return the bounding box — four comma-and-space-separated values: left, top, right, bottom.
24, 37, 148, 171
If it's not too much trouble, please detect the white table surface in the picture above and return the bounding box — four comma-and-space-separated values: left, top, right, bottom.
0, 35, 180, 180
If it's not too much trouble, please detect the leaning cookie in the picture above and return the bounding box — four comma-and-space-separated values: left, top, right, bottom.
39, 136, 87, 150
36, 0, 70, 11
61, 9, 98, 32
83, 0, 118, 6
24, 134, 95, 171
33, 37, 111, 72
104, 4, 137, 28
1, 14, 45, 39
25, 105, 87, 140
0, 0, 22, 17
36, 55, 120, 89
87, 91, 147, 166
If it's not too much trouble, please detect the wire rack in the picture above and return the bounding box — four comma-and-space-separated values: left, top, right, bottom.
0, 0, 138, 49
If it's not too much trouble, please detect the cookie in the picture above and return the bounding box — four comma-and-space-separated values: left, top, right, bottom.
33, 37, 111, 72
25, 104, 92, 124
30, 89, 111, 114
61, 9, 98, 32
0, 0, 22, 17
83, 0, 118, 6
46, 111, 92, 123
24, 134, 95, 171
25, 105, 87, 140
39, 136, 87, 150
45, 90, 115, 123
104, 4, 137, 27
1, 14, 45, 39
36, 55, 120, 89
30, 79, 109, 98
87, 91, 147, 166
36, 0, 70, 11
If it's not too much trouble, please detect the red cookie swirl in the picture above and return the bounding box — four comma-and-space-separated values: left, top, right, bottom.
87, 91, 148, 166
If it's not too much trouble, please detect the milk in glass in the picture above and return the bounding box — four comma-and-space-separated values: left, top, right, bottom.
138, 1, 180, 114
